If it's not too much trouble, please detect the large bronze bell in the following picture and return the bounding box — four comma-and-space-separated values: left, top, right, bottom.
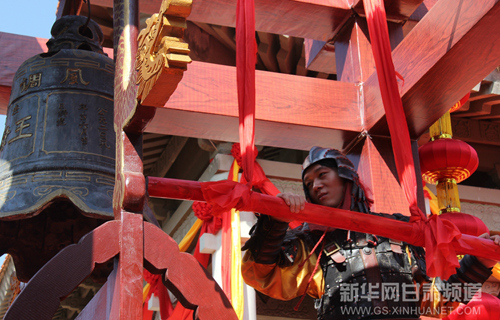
0, 16, 115, 281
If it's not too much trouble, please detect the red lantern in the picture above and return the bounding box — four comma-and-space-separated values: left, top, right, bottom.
419, 138, 478, 184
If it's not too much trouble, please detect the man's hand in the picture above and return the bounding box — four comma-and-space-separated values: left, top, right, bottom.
477, 233, 500, 268
277, 192, 305, 213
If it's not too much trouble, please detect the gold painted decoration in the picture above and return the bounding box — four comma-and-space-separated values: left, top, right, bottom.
136, 0, 192, 107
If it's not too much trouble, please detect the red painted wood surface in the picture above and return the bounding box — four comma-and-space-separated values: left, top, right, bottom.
56, 0, 83, 18
0, 32, 47, 86
144, 222, 238, 319
146, 60, 361, 150
147, 176, 500, 261
120, 133, 147, 212
303, 39, 337, 74
3, 221, 121, 320
93, 0, 353, 41
366, 0, 500, 138
164, 61, 360, 131
352, 0, 424, 21
0, 33, 361, 149
89, 0, 425, 41
148, 107, 360, 151
330, 14, 414, 217
0, 85, 11, 116
111, 1, 151, 319
4, 22, 500, 150
334, 17, 376, 83
110, 211, 144, 320
355, 138, 411, 215
0, 33, 112, 88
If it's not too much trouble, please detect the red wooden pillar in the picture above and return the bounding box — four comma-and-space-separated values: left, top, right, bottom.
335, 16, 425, 216
335, 16, 375, 84
353, 137, 426, 215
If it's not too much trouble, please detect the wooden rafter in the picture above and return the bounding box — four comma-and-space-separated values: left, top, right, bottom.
3, 0, 500, 149
90, 0, 354, 41
148, 136, 189, 177
366, 0, 500, 138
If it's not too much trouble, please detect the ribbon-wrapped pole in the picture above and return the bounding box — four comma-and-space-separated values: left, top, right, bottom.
147, 177, 500, 263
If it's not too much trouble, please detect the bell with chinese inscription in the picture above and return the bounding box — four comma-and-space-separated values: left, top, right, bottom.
0, 16, 115, 281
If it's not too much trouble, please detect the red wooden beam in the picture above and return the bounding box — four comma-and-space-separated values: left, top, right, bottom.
91, 0, 355, 41
0, 32, 362, 149
144, 62, 360, 132
144, 61, 362, 150
365, 0, 500, 138
305, 6, 413, 75
355, 138, 411, 216
0, 85, 10, 115
147, 176, 500, 262
352, 0, 425, 20
86, 0, 431, 41
56, 0, 84, 19
0, 32, 48, 87
0, 32, 112, 113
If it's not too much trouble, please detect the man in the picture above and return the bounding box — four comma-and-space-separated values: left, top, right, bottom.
242, 147, 498, 319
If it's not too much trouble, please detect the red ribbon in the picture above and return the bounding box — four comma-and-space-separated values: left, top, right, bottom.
167, 210, 214, 320
236, 0, 257, 187
146, 203, 219, 320
193, 201, 222, 234
439, 212, 489, 237
444, 292, 500, 320
363, 0, 467, 279
143, 269, 174, 320
200, 180, 251, 217
411, 215, 462, 279
231, 143, 281, 196
231, 143, 302, 228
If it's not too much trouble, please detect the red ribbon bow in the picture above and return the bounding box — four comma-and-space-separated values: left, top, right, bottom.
411, 214, 462, 279
193, 201, 222, 234
200, 180, 251, 217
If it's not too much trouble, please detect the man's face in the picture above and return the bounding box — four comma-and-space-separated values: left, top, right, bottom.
303, 163, 346, 207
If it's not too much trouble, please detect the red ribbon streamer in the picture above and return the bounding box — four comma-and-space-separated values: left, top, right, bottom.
236, 0, 257, 187
143, 269, 174, 320
444, 292, 500, 320
363, 0, 464, 279
363, 0, 422, 219
231, 143, 281, 196
231, 143, 301, 228
147, 203, 219, 320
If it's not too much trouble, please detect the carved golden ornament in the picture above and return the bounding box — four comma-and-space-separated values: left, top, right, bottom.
136, 0, 192, 107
